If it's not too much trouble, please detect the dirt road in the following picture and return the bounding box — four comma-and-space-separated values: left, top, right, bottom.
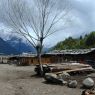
0, 64, 82, 95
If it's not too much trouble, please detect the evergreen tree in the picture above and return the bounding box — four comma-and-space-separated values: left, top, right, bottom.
53, 31, 95, 50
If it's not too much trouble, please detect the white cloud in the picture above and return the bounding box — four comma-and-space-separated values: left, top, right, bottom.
0, 0, 95, 47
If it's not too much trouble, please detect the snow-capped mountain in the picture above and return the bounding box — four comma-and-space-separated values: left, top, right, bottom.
0, 30, 49, 54
6, 36, 36, 54
0, 37, 18, 55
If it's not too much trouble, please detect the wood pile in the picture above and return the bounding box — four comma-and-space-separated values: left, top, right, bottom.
34, 63, 94, 76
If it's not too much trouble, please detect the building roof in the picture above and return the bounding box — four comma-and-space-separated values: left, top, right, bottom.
47, 48, 95, 55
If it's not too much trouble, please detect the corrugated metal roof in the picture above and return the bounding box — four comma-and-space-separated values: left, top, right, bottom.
47, 48, 95, 55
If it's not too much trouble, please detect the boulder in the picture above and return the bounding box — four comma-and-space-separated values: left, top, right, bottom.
44, 73, 57, 82
68, 80, 78, 88
82, 77, 94, 88
44, 73, 63, 84
58, 72, 70, 80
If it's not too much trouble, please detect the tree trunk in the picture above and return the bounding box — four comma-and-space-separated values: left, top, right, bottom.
35, 37, 44, 76
36, 39, 44, 76
37, 52, 44, 76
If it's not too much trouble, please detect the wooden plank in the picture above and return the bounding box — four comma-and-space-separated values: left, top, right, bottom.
54, 67, 94, 74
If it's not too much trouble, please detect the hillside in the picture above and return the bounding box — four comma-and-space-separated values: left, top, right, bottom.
53, 31, 95, 50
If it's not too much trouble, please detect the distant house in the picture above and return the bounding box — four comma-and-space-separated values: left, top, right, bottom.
0, 55, 10, 64
8, 48, 95, 66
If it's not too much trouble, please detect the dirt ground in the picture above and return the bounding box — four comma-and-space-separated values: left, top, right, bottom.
0, 64, 94, 95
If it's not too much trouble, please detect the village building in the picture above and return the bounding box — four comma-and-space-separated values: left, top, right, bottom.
0, 55, 12, 64
8, 48, 95, 67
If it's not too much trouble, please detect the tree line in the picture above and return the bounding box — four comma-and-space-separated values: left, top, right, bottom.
54, 31, 95, 50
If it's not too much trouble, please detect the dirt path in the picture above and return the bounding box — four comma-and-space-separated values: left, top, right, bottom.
0, 64, 82, 95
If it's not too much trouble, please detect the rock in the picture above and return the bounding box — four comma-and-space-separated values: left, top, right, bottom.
68, 80, 78, 88
87, 73, 95, 78
44, 73, 57, 80
83, 78, 94, 88
81, 89, 95, 95
58, 72, 70, 80
44, 73, 63, 84
62, 81, 68, 85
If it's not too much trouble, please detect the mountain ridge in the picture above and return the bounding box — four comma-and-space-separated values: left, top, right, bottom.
0, 37, 18, 55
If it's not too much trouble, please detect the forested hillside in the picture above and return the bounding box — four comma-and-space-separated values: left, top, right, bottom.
54, 31, 95, 50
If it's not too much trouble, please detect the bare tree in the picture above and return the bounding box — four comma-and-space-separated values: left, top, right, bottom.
0, 0, 70, 76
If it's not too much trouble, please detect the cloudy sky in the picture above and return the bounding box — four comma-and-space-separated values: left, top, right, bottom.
45, 0, 95, 46
0, 0, 95, 47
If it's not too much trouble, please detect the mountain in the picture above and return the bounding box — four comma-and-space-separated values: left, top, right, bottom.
0, 37, 18, 55
53, 31, 95, 50
0, 34, 49, 54
6, 36, 36, 54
